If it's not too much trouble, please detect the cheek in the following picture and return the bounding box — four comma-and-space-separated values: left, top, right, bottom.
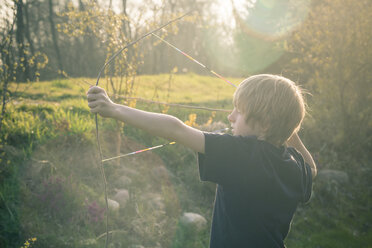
237, 114, 246, 124
237, 118, 245, 128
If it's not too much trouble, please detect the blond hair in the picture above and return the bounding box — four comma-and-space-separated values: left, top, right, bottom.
233, 74, 306, 146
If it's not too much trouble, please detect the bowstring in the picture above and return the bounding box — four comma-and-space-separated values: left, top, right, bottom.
151, 33, 237, 88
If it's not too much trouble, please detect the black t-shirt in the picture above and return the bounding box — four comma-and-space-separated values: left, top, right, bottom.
198, 133, 313, 248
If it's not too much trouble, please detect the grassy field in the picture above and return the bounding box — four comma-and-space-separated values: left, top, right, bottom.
1, 74, 371, 247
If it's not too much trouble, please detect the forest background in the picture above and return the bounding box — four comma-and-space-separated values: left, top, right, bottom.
1, 0, 371, 247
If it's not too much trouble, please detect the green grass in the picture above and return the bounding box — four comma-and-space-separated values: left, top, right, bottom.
2, 74, 238, 248
1, 74, 371, 247
9, 74, 237, 107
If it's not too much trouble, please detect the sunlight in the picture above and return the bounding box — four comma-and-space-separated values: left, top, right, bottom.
212, 0, 249, 28
232, 0, 311, 40
99, 0, 309, 40
0, 0, 14, 30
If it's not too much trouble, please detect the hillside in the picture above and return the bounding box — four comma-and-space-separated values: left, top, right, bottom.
1, 74, 371, 247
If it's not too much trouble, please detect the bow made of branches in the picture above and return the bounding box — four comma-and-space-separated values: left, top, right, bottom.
94, 11, 193, 248
94, 9, 239, 247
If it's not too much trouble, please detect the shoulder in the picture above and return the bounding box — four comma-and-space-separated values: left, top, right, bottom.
199, 133, 266, 184
204, 132, 259, 147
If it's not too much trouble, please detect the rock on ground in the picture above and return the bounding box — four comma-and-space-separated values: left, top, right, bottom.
113, 189, 130, 208
108, 199, 120, 211
180, 212, 207, 231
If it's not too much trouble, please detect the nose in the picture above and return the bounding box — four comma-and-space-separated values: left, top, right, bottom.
228, 111, 235, 123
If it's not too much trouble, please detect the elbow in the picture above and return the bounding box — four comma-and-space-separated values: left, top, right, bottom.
169, 116, 188, 140
160, 115, 186, 141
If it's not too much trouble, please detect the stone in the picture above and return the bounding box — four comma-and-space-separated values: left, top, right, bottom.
317, 169, 349, 184
113, 189, 130, 208
179, 212, 207, 231
108, 199, 120, 211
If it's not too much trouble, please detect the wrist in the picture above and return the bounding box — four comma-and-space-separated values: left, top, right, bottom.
108, 102, 121, 119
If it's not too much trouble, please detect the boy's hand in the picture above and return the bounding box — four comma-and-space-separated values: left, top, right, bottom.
287, 133, 317, 178
87, 86, 116, 118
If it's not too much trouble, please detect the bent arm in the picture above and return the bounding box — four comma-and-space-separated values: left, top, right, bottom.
287, 133, 317, 179
87, 86, 205, 153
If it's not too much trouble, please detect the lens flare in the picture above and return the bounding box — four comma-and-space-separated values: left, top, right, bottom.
230, 0, 311, 73
232, 0, 311, 41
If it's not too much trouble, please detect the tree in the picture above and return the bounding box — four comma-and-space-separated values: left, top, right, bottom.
0, 3, 16, 133
0, 1, 48, 133
231, 0, 310, 75
285, 0, 372, 158
15, 0, 31, 82
48, 0, 63, 71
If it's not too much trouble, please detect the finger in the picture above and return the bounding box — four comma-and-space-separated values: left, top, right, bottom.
88, 99, 104, 108
89, 103, 101, 113
87, 86, 104, 94
87, 89, 107, 100
87, 94, 98, 102
88, 101, 97, 109
90, 106, 98, 114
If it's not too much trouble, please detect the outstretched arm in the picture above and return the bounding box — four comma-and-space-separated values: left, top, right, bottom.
287, 133, 317, 179
87, 86, 205, 154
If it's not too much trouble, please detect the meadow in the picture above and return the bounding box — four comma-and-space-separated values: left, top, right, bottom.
1, 74, 371, 247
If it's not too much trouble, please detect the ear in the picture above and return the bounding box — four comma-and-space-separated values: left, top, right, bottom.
255, 121, 269, 132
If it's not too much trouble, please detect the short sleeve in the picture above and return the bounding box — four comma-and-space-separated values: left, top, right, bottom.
301, 162, 313, 203
287, 147, 313, 203
197, 132, 257, 185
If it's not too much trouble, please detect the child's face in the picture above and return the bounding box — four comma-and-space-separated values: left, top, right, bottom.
227, 107, 263, 138
228, 107, 260, 137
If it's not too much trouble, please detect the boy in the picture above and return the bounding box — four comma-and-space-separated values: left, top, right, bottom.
87, 74, 317, 247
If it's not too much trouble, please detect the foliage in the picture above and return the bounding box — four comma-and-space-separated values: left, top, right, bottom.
0, 2, 48, 133
286, 169, 372, 247
1, 0, 370, 247
1, 51, 372, 248
284, 0, 372, 161
20, 237, 37, 248
231, 0, 311, 74
0, 75, 234, 247
58, 2, 140, 98
0, 0, 219, 80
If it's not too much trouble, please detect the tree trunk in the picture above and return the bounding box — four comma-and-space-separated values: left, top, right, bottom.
0, 76, 9, 134
122, 0, 132, 39
0, 18, 16, 133
15, 0, 31, 82
48, 0, 64, 71
24, 1, 35, 78
24, 2, 35, 56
